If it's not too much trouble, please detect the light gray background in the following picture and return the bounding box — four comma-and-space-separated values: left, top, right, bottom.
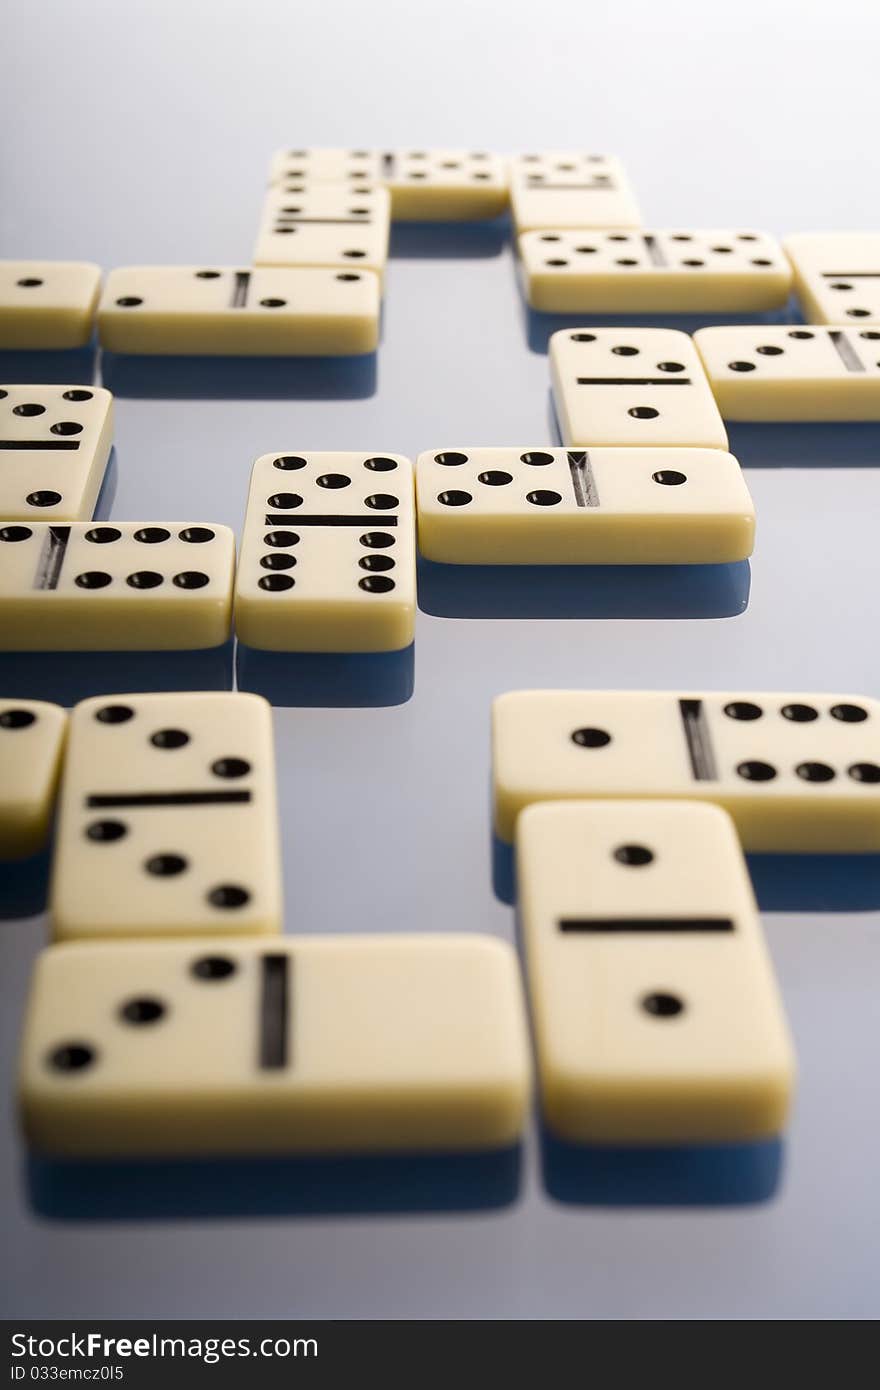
2, 0, 880, 1320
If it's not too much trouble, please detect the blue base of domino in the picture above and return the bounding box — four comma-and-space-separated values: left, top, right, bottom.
25, 1145, 522, 1221
418, 558, 751, 621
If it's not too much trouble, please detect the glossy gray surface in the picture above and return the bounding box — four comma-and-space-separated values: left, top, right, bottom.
2, 0, 880, 1320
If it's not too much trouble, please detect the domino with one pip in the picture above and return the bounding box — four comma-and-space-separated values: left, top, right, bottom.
234, 451, 415, 652
0, 699, 67, 859
19, 934, 530, 1156
517, 799, 794, 1144
0, 261, 101, 349
520, 229, 792, 313
415, 446, 755, 564
0, 521, 234, 650
49, 692, 282, 941
784, 232, 880, 325
550, 327, 729, 449
694, 324, 880, 420
509, 153, 641, 233
97, 266, 380, 355
0, 384, 112, 523
493, 689, 880, 849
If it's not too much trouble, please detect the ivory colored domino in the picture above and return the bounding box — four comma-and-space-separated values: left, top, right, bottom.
694, 324, 880, 420
0, 521, 234, 650
269, 147, 383, 187
784, 232, 880, 325
19, 934, 530, 1156
382, 150, 508, 221
0, 384, 112, 523
0, 261, 101, 349
509, 153, 641, 233
49, 692, 281, 942
520, 229, 791, 313
253, 185, 391, 280
493, 689, 880, 849
235, 451, 415, 652
550, 327, 728, 449
415, 446, 754, 564
517, 800, 794, 1144
97, 266, 380, 356
0, 699, 67, 859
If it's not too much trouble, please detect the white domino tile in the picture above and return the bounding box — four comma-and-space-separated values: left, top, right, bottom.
520, 229, 791, 313
0, 384, 112, 522
49, 691, 282, 941
550, 327, 728, 449
694, 324, 880, 420
19, 934, 530, 1156
510, 153, 641, 233
382, 150, 508, 220
0, 261, 101, 349
269, 147, 383, 188
493, 689, 880, 849
415, 446, 754, 564
0, 521, 234, 650
253, 185, 390, 280
517, 799, 795, 1143
97, 266, 380, 355
0, 699, 67, 859
235, 451, 415, 652
785, 232, 880, 325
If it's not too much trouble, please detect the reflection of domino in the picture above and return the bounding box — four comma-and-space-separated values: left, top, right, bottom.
493, 689, 880, 849
517, 800, 795, 1144
19, 935, 531, 1157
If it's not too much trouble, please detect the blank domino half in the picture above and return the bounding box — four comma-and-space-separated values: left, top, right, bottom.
517, 800, 794, 1144
784, 232, 880, 324
509, 153, 641, 233
550, 327, 728, 449
19, 934, 530, 1156
381, 151, 508, 220
0, 384, 112, 523
520, 230, 791, 313
0, 261, 101, 349
269, 147, 383, 187
0, 700, 67, 859
49, 692, 281, 942
0, 521, 234, 650
97, 266, 380, 356
234, 451, 415, 652
694, 324, 880, 420
492, 689, 880, 849
415, 447, 754, 564
253, 186, 391, 280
